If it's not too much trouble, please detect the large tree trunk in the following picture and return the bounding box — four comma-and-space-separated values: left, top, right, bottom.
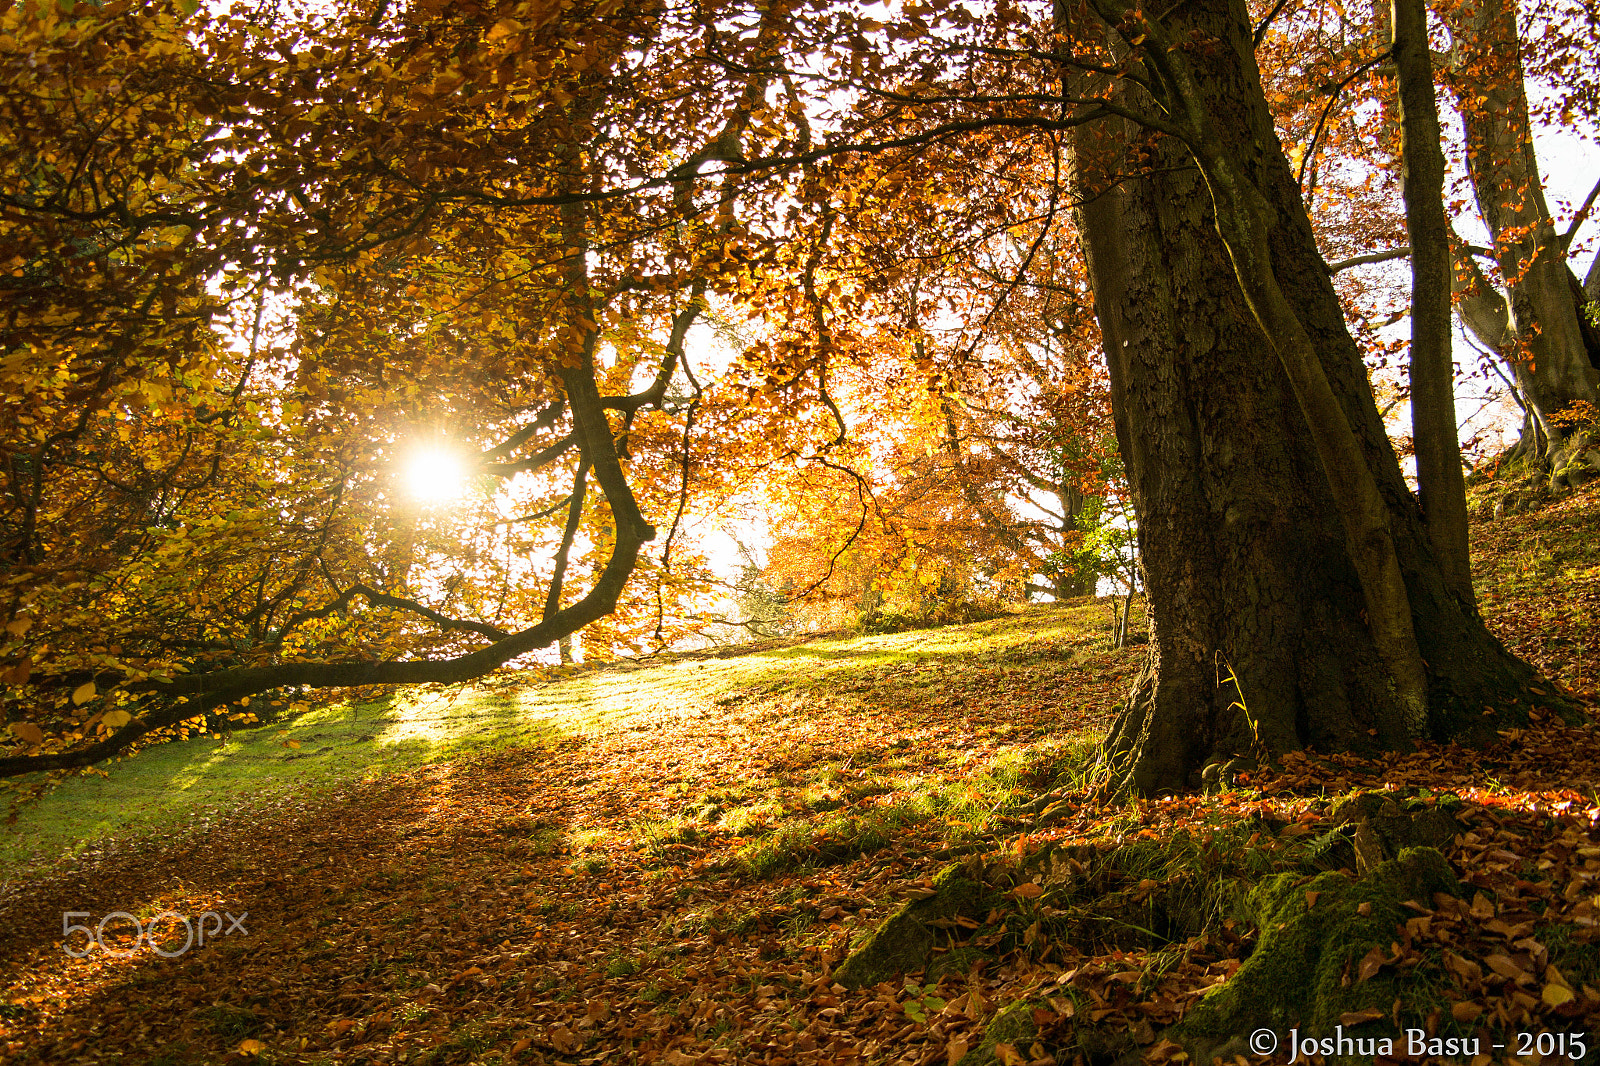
1442, 0, 1600, 489
1067, 0, 1555, 795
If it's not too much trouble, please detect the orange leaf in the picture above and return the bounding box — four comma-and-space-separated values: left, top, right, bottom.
9, 721, 42, 746
236, 1040, 266, 1056
1338, 1008, 1384, 1026
1451, 1001, 1482, 1023
1012, 882, 1043, 899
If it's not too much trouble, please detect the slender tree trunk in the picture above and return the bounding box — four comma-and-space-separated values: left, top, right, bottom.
1442, 0, 1600, 488
1393, 0, 1473, 600
1065, 0, 1557, 794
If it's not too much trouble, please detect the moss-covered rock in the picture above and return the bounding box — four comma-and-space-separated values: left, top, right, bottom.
963, 999, 1040, 1066
1330, 792, 1461, 874
832, 861, 998, 989
1172, 846, 1460, 1065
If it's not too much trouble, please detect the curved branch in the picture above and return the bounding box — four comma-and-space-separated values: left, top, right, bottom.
0, 349, 654, 778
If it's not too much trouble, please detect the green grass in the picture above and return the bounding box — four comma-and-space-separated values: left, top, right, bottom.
1, 599, 1109, 873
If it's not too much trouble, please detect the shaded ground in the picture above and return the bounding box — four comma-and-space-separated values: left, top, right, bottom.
0, 482, 1597, 1065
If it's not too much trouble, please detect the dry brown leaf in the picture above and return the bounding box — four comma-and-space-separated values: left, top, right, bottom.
1357, 944, 1387, 983
992, 1042, 1026, 1066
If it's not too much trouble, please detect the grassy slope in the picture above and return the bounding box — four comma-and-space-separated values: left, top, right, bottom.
2, 598, 1128, 873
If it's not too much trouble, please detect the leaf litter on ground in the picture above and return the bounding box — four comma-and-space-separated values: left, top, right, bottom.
0, 481, 1598, 1065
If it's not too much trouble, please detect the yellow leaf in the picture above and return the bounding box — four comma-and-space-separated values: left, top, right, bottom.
10, 722, 43, 745
101, 709, 132, 730
4, 616, 31, 637
486, 18, 521, 41
286, 740, 301, 749
72, 681, 97, 705
1542, 982, 1575, 1007
236, 1039, 266, 1055
993, 1043, 1026, 1066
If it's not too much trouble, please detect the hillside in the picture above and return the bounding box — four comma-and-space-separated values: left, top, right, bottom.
0, 481, 1597, 1065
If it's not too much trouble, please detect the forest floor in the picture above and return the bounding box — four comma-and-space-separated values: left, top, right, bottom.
0, 478, 1598, 1066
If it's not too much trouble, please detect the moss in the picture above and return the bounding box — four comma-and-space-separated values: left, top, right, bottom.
1173, 847, 1460, 1065
925, 946, 986, 982
964, 999, 1040, 1066
832, 862, 997, 989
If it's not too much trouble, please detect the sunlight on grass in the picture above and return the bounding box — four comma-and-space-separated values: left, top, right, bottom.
1, 599, 1113, 873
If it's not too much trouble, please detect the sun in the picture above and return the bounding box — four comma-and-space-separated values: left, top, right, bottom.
403, 446, 469, 504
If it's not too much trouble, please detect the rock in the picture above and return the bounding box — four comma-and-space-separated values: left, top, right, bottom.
963, 999, 1041, 1066
1330, 792, 1461, 875
832, 861, 996, 989
1171, 847, 1461, 1066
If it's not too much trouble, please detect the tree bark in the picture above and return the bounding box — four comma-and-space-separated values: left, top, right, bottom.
1441, 0, 1600, 487
1067, 0, 1557, 794
1393, 0, 1473, 600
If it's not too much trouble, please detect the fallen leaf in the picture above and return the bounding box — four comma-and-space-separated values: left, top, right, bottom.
1338, 1008, 1384, 1026
1357, 944, 1387, 982
548, 1024, 580, 1054
1542, 983, 1575, 1007
9, 721, 42, 745
1484, 955, 1526, 981
992, 1043, 1026, 1066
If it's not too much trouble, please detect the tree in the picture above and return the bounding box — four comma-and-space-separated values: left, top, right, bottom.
1061, 0, 1563, 792
1436, 0, 1600, 489
0, 0, 803, 773
1, 0, 1571, 794
1394, 0, 1472, 597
